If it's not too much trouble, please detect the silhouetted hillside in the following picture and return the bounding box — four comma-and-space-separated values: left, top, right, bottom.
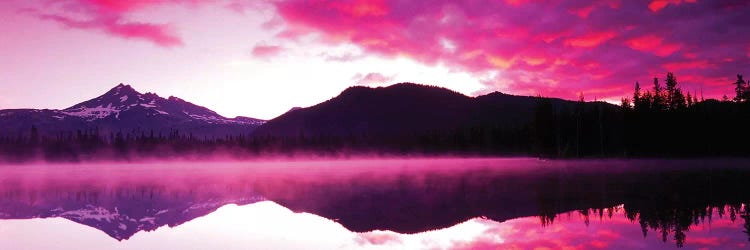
3, 78, 749, 161
252, 83, 620, 156
255, 83, 477, 137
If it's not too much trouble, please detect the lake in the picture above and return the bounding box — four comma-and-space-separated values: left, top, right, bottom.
0, 158, 749, 249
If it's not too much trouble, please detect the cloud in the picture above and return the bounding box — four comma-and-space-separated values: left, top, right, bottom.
77, 0, 210, 13
251, 44, 285, 58
38, 13, 183, 47
648, 0, 697, 12
351, 72, 394, 86
320, 52, 366, 62
355, 231, 402, 245
625, 35, 682, 56
18, 0, 750, 100
564, 31, 617, 48
268, 0, 750, 100
23, 0, 194, 47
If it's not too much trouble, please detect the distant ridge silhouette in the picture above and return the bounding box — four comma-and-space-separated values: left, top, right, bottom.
0, 83, 264, 138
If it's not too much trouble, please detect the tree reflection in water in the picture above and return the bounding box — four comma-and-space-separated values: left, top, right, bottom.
0, 159, 748, 248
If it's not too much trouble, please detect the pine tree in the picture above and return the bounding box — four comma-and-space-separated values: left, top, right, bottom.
652, 77, 665, 111
673, 88, 686, 109
633, 81, 642, 111
663, 72, 686, 110
642, 91, 654, 111
665, 72, 678, 110
734, 74, 747, 102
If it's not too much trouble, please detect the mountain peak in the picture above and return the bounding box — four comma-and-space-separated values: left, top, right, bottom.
167, 96, 183, 102
106, 83, 139, 96
0, 83, 265, 138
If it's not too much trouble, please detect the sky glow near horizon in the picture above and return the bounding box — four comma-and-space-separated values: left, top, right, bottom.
1, 202, 747, 249
1, 0, 749, 119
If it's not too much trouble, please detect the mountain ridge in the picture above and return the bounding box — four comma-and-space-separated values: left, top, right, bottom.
253, 82, 617, 137
0, 83, 265, 138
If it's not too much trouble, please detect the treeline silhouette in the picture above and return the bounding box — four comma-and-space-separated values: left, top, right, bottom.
539, 204, 750, 248
533, 166, 750, 248
1, 72, 749, 162
0, 127, 277, 162
253, 160, 750, 248
252, 73, 750, 158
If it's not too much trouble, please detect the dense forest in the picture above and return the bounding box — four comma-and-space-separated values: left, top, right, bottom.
1, 72, 749, 162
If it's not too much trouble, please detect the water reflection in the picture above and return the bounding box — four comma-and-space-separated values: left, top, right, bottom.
0, 158, 749, 249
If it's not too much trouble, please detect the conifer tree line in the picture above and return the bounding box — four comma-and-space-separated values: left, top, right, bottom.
1, 72, 749, 162
622, 72, 750, 111
529, 71, 750, 157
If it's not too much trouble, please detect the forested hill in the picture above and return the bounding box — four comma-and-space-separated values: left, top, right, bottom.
2, 76, 750, 162
251, 82, 621, 156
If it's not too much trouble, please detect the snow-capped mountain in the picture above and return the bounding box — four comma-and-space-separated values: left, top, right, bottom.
0, 83, 264, 138
63, 83, 263, 125
0, 184, 264, 241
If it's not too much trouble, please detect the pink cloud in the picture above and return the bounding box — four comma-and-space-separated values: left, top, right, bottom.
563, 31, 616, 48
448, 206, 749, 250
504, 0, 532, 7
81, 0, 211, 13
663, 60, 712, 71
17, 0, 748, 102
320, 52, 366, 62
625, 35, 682, 56
648, 0, 697, 12
352, 72, 394, 86
24, 0, 195, 47
39, 14, 183, 47
567, 1, 622, 18
569, 5, 595, 18
251, 44, 285, 58
226, 0, 270, 14
356, 231, 402, 245
328, 0, 389, 17
267, 0, 750, 101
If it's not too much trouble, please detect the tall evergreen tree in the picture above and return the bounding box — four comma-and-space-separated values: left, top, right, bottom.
673, 88, 686, 109
652, 77, 666, 111
642, 91, 654, 111
734, 74, 747, 102
665, 72, 678, 110
634, 81, 642, 111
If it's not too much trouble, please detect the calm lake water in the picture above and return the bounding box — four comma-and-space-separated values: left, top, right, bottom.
0, 158, 749, 249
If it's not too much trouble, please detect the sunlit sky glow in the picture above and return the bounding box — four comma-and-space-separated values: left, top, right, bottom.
1, 0, 749, 119
1, 202, 747, 249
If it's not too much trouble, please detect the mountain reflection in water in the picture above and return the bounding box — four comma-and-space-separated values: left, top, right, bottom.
0, 158, 749, 249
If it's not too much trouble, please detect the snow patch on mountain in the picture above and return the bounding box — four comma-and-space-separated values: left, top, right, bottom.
62, 104, 121, 121
0, 83, 266, 133
61, 205, 121, 222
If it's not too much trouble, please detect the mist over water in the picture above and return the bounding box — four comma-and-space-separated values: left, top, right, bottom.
1, 158, 750, 249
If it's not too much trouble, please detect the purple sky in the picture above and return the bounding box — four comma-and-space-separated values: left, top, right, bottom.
1, 0, 749, 119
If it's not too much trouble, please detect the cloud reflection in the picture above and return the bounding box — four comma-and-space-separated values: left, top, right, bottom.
3, 202, 748, 249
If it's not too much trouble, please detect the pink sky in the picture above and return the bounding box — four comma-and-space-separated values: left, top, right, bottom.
2, 203, 747, 249
1, 0, 749, 119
